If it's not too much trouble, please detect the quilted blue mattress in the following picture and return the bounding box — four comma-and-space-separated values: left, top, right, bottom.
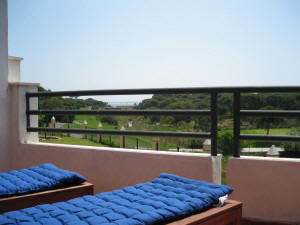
0, 163, 86, 198
0, 174, 233, 225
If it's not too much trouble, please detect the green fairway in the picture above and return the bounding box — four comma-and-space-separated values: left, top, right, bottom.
45, 107, 295, 151
39, 135, 178, 150
60, 111, 181, 149
40, 136, 106, 147
89, 135, 177, 150
240, 128, 291, 135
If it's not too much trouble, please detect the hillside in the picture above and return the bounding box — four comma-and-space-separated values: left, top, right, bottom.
38, 86, 108, 124
136, 92, 300, 130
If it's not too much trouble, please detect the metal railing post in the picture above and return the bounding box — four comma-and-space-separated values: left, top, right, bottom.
233, 91, 241, 157
25, 93, 30, 128
210, 91, 218, 156
120, 136, 125, 148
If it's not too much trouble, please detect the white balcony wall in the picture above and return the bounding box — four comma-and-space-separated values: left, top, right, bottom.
8, 56, 23, 82
0, 0, 9, 172
9, 82, 39, 144
227, 156, 300, 224
11, 143, 214, 193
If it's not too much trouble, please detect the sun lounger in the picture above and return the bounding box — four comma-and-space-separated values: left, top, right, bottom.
0, 163, 94, 213
0, 174, 241, 225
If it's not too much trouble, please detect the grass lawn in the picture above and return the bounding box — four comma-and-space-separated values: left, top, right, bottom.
91, 135, 177, 150
40, 134, 177, 150
96, 135, 151, 149
74, 114, 100, 128
40, 133, 178, 150
240, 128, 291, 135
62, 112, 180, 149
52, 110, 294, 151
63, 123, 81, 129
40, 136, 106, 147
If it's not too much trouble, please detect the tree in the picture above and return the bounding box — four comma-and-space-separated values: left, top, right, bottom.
256, 106, 282, 135
101, 116, 118, 126
218, 131, 233, 155
38, 86, 108, 125
194, 117, 210, 132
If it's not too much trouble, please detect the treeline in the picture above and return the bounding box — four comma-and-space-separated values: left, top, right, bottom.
38, 86, 108, 125
136, 93, 300, 130
137, 93, 300, 113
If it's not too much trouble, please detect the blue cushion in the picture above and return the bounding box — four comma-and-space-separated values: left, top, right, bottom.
0, 163, 86, 197
0, 174, 232, 225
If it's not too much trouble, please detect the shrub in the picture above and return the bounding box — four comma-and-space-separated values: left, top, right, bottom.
101, 116, 118, 126
281, 127, 300, 158
218, 131, 233, 155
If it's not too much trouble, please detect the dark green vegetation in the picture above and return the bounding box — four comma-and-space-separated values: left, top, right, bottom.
137, 93, 300, 131
40, 136, 106, 147
137, 93, 300, 156
281, 127, 300, 158
38, 86, 108, 125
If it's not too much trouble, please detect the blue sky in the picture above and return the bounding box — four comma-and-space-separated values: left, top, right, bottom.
8, 0, 300, 101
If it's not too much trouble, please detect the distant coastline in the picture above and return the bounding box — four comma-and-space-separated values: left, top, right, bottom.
107, 101, 140, 107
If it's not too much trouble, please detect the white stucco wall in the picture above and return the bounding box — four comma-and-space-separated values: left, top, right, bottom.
9, 83, 39, 144
8, 56, 23, 82
0, 0, 9, 172
12, 143, 215, 194
227, 156, 300, 224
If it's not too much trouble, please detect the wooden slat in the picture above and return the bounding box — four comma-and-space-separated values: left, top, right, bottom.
0, 182, 94, 213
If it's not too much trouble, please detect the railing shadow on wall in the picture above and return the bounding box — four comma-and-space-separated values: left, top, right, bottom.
25, 86, 300, 156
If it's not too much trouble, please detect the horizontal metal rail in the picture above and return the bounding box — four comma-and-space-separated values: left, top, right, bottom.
28, 109, 210, 116
28, 127, 210, 138
26, 86, 300, 97
240, 134, 300, 142
240, 110, 300, 118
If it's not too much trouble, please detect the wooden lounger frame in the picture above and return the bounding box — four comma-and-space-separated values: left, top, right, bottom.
168, 200, 242, 225
0, 182, 94, 214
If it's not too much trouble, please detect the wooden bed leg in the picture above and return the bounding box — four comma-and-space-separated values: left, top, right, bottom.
235, 205, 242, 225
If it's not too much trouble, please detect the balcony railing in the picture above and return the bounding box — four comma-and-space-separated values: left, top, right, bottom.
26, 86, 300, 157
233, 87, 300, 157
